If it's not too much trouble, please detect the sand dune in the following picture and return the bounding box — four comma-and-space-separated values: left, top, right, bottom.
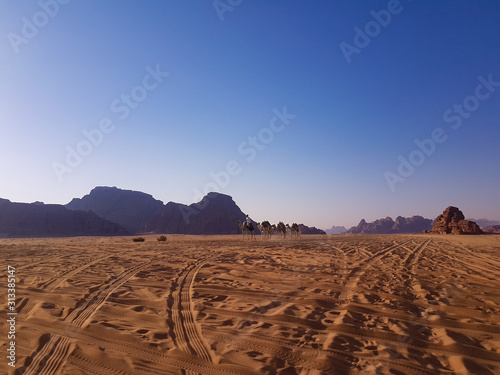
1, 234, 500, 374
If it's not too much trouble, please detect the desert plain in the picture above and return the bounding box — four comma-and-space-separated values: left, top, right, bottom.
1, 234, 500, 375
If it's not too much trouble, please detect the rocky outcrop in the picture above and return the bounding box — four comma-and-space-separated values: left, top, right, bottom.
3, 187, 350, 237
430, 206, 483, 234
483, 225, 500, 234
470, 219, 500, 228
348, 219, 367, 234
66, 186, 164, 233
325, 225, 347, 234
146, 192, 248, 235
298, 224, 326, 235
393, 216, 433, 233
347, 217, 393, 234
0, 199, 129, 238
347, 215, 433, 234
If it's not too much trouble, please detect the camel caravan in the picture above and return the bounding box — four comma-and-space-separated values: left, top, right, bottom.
236, 215, 300, 240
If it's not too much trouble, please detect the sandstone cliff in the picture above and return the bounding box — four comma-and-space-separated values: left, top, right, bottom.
146, 192, 247, 234
298, 224, 327, 235
346, 215, 433, 234
483, 225, 500, 234
325, 225, 347, 234
66, 186, 164, 233
0, 199, 129, 238
430, 206, 483, 234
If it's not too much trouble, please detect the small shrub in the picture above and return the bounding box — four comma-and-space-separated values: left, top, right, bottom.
133, 237, 145, 242
157, 235, 167, 242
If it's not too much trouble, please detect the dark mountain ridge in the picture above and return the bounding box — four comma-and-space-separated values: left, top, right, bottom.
469, 218, 500, 228
0, 199, 128, 238
64, 187, 325, 235
298, 224, 326, 235
146, 192, 247, 235
6, 188, 493, 238
325, 225, 347, 234
346, 215, 433, 234
66, 186, 164, 233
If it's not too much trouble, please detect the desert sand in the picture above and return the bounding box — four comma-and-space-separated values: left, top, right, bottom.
1, 234, 500, 374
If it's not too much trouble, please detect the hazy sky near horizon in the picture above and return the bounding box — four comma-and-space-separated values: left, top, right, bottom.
1, 0, 499, 229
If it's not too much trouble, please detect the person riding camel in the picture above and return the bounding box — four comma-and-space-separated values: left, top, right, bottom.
245, 214, 254, 231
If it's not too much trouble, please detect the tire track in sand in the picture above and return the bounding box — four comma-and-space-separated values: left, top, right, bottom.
23, 335, 75, 375
67, 260, 153, 327
403, 239, 431, 268
18, 255, 112, 317
45, 255, 113, 291
402, 239, 432, 298
24, 318, 251, 375
334, 239, 413, 330
167, 257, 217, 363
23, 260, 152, 375
19, 255, 115, 318
338, 239, 412, 301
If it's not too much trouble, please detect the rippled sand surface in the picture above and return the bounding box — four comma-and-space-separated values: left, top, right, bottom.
1, 234, 500, 374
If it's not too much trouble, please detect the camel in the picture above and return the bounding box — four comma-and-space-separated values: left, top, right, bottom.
256, 222, 265, 238
257, 221, 272, 239
274, 222, 287, 239
290, 223, 300, 239
236, 220, 255, 240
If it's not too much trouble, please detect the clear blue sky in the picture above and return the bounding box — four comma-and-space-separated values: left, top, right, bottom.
1, 0, 499, 229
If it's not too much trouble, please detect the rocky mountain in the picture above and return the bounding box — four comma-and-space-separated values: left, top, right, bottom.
347, 217, 393, 234
483, 225, 500, 234
298, 224, 326, 235
346, 215, 433, 234
470, 218, 500, 228
0, 199, 129, 238
66, 186, 164, 233
393, 216, 433, 233
325, 225, 347, 234
430, 206, 483, 234
14, 187, 488, 238
64, 187, 328, 236
146, 192, 247, 235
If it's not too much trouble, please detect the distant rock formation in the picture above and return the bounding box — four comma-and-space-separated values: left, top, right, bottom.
470, 218, 500, 228
66, 186, 164, 233
347, 215, 433, 234
3, 187, 349, 237
0, 199, 129, 238
430, 206, 483, 234
348, 217, 393, 234
146, 192, 248, 235
298, 224, 326, 235
393, 216, 433, 233
483, 225, 500, 234
325, 225, 347, 234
